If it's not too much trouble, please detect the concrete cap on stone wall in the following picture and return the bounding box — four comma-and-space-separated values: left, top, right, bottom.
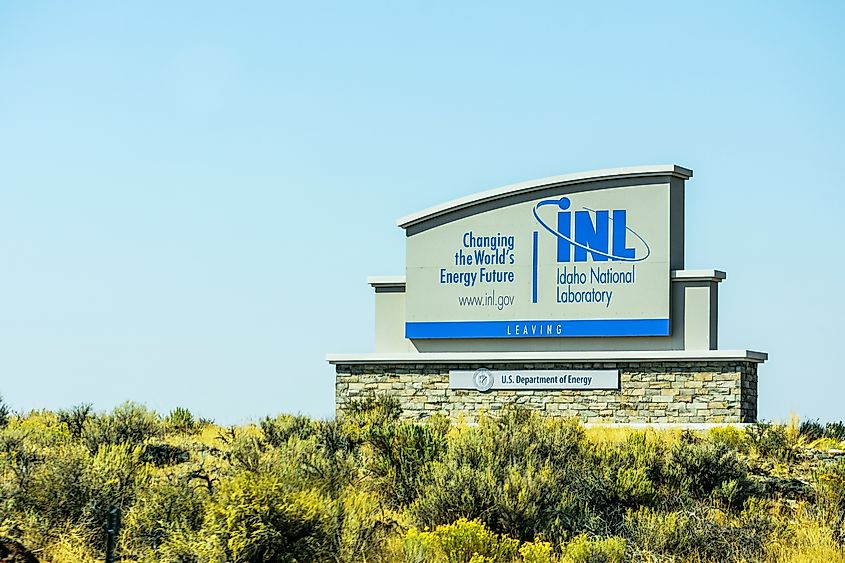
326, 349, 768, 365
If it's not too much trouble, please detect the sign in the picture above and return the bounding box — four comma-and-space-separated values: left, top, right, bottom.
449, 368, 620, 391
405, 182, 672, 339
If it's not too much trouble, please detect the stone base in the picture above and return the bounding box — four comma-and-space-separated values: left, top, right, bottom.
334, 360, 759, 424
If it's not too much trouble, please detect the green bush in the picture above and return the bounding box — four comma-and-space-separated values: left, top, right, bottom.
16, 443, 90, 530
343, 395, 402, 429
83, 444, 151, 545
0, 395, 10, 429
708, 425, 749, 453
665, 432, 754, 505
0, 426, 44, 491
560, 533, 624, 563
404, 518, 520, 563
746, 422, 795, 462
81, 402, 162, 454
519, 539, 555, 563
225, 430, 266, 473
294, 436, 361, 497
121, 472, 206, 555
412, 410, 599, 542
824, 421, 845, 441
593, 431, 665, 512
623, 501, 771, 562
412, 450, 498, 527
331, 487, 397, 563
799, 419, 825, 441
139, 442, 190, 467
165, 407, 203, 436
261, 414, 314, 447
56, 403, 93, 440
197, 471, 333, 563
364, 419, 447, 508
13, 441, 148, 554
815, 458, 845, 532
313, 418, 357, 457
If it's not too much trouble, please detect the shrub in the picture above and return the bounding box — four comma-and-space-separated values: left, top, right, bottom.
0, 427, 43, 490
252, 422, 362, 501
593, 431, 665, 512
81, 402, 161, 454
762, 507, 845, 563
331, 487, 397, 563
56, 404, 93, 440
815, 458, 845, 533
404, 519, 520, 563
824, 421, 845, 441
82, 444, 151, 547
665, 433, 754, 504
560, 534, 624, 563
412, 450, 498, 529
519, 539, 555, 563
121, 472, 206, 555
261, 414, 314, 447
496, 461, 583, 540
412, 410, 598, 542
16, 441, 148, 552
746, 422, 796, 462
165, 407, 203, 435
624, 502, 771, 562
343, 395, 402, 428
0, 395, 10, 429
7, 405, 845, 562
139, 442, 190, 467
197, 472, 332, 563
799, 419, 825, 441
364, 419, 447, 508
708, 425, 749, 453
36, 527, 99, 563
313, 418, 357, 457
226, 431, 266, 473
14, 442, 89, 531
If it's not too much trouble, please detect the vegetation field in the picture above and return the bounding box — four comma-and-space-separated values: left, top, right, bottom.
0, 395, 844, 562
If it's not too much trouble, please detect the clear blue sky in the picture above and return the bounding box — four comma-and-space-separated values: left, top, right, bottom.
1, 2, 843, 424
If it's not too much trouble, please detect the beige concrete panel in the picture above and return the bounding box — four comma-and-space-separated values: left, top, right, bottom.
684, 284, 712, 350
374, 292, 414, 353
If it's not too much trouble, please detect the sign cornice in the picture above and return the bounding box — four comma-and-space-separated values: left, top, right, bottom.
396, 164, 692, 230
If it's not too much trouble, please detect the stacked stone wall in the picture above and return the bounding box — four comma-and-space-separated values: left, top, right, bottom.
335, 361, 759, 423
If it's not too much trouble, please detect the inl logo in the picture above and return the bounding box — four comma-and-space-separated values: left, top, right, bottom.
529, 196, 650, 304
532, 196, 650, 263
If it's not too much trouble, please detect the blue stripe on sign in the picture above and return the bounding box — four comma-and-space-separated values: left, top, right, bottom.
405, 318, 670, 339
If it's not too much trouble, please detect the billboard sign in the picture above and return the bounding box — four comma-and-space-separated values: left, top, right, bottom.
404, 180, 674, 339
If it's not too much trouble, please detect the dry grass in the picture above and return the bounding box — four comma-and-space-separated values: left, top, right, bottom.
765, 517, 845, 563
584, 424, 686, 445
38, 528, 99, 563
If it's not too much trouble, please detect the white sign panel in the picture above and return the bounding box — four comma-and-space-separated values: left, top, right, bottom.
406, 183, 671, 339
449, 368, 620, 391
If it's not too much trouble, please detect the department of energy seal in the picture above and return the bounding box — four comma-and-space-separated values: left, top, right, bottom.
473, 368, 494, 392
